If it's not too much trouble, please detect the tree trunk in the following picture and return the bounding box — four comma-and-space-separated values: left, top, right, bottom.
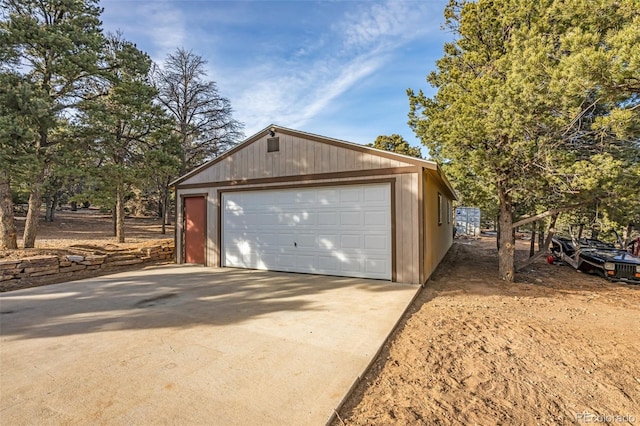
0, 170, 18, 249
45, 197, 54, 222
529, 221, 536, 257
23, 180, 44, 248
497, 183, 515, 281
45, 192, 59, 222
116, 184, 125, 243
165, 193, 171, 225
577, 224, 584, 241
496, 214, 501, 250
70, 201, 77, 211
538, 226, 545, 251
23, 127, 50, 248
161, 190, 169, 235
112, 206, 117, 236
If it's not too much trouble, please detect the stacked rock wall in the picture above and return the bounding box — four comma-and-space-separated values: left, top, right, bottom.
0, 244, 174, 290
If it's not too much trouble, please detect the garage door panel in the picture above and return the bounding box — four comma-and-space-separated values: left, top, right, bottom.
365, 234, 387, 250
317, 189, 339, 204
364, 210, 387, 226
297, 191, 317, 204
318, 256, 340, 273
340, 257, 363, 272
318, 212, 337, 225
340, 188, 363, 202
254, 232, 272, 245
365, 258, 388, 274
340, 211, 361, 226
224, 247, 249, 268
297, 234, 317, 248
223, 183, 391, 280
364, 186, 386, 201
275, 192, 293, 204
259, 253, 277, 268
318, 234, 337, 250
279, 254, 297, 268
278, 233, 295, 246
225, 199, 243, 212
341, 234, 362, 249
296, 255, 318, 270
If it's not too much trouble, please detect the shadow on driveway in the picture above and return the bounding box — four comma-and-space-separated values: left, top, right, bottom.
0, 265, 412, 339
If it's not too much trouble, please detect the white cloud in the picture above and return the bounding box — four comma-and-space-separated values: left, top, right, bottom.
344, 1, 434, 48
141, 2, 186, 58
234, 53, 385, 136
101, 0, 186, 64
228, 0, 438, 137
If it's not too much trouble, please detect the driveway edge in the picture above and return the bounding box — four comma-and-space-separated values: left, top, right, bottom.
326, 282, 424, 425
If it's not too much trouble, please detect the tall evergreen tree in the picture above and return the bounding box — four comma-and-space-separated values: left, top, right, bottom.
0, 0, 106, 247
79, 34, 172, 243
409, 0, 639, 281
0, 72, 39, 249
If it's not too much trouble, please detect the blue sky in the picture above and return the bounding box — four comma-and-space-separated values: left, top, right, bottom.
100, 0, 453, 156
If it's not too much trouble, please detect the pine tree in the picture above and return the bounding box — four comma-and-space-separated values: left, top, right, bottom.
1, 0, 106, 247
79, 33, 172, 243
368, 134, 422, 158
409, 0, 639, 281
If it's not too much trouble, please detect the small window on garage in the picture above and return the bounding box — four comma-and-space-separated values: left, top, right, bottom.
438, 192, 443, 226
447, 200, 451, 224
267, 137, 280, 152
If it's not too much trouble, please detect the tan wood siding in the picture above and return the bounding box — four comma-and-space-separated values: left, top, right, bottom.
207, 188, 218, 267
320, 143, 330, 174
410, 173, 419, 282
337, 147, 346, 170
398, 173, 418, 283
380, 157, 398, 168
300, 139, 309, 174
422, 171, 454, 280
343, 149, 353, 171
180, 134, 416, 186
284, 134, 291, 174
306, 139, 315, 175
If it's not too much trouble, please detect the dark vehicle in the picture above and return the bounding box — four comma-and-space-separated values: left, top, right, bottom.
551, 236, 640, 283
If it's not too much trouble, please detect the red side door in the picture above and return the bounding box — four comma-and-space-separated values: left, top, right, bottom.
184, 196, 206, 264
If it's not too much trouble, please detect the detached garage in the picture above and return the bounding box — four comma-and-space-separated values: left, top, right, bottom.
172, 125, 456, 284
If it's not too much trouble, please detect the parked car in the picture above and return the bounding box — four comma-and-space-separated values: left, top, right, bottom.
550, 236, 640, 283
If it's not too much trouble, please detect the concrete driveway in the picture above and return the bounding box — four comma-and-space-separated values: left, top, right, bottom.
0, 266, 419, 425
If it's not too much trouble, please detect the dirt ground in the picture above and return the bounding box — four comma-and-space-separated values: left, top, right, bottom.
336, 237, 640, 425
1, 209, 174, 260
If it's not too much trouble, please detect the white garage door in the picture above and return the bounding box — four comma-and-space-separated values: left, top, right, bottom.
222, 183, 391, 280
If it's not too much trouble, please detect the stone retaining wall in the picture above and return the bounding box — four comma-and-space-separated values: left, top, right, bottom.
0, 244, 174, 287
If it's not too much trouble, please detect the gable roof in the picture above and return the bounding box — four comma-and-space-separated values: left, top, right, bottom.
171, 124, 457, 199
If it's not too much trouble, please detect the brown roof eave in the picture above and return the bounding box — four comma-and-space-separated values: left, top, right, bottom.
425, 167, 458, 201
